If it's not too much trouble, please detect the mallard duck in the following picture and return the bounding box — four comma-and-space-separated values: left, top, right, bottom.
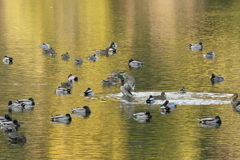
8, 101, 25, 111
133, 111, 152, 119
61, 80, 73, 88
0, 115, 12, 122
16, 98, 35, 105
108, 42, 117, 51
235, 102, 240, 112
231, 93, 240, 107
61, 52, 70, 61
210, 74, 224, 84
159, 100, 177, 112
39, 43, 50, 50
68, 74, 78, 81
55, 86, 71, 94
71, 106, 91, 113
84, 88, 94, 96
3, 56, 13, 64
102, 76, 119, 85
120, 73, 136, 91
146, 95, 155, 104
51, 114, 72, 122
1, 125, 17, 132
87, 54, 98, 61
198, 116, 221, 124
203, 51, 215, 59
118, 75, 133, 96
189, 42, 203, 50
128, 59, 144, 68
74, 58, 83, 65
8, 134, 27, 144
1, 120, 21, 128
178, 87, 187, 94
110, 71, 125, 77
152, 92, 167, 100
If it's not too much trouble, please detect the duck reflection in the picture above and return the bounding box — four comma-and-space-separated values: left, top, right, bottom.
198, 122, 221, 128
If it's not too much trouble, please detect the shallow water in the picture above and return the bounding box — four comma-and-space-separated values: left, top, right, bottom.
1, 0, 240, 159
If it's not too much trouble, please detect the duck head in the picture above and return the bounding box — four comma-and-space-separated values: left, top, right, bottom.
13, 120, 21, 127
129, 59, 133, 63
198, 42, 202, 45
8, 101, 13, 105
29, 98, 34, 102
211, 74, 216, 78
5, 114, 11, 120
118, 75, 124, 80
233, 93, 238, 98
215, 116, 221, 120
161, 92, 166, 96
145, 111, 152, 118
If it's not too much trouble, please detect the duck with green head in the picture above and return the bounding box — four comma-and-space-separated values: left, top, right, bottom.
16, 98, 35, 105
71, 106, 91, 113
118, 75, 133, 96
189, 42, 203, 50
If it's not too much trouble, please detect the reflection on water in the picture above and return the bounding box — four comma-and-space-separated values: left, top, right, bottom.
1, 0, 240, 159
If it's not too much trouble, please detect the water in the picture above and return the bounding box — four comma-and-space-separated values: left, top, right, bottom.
1, 0, 240, 159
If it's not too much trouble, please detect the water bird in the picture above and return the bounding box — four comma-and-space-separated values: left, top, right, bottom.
8, 134, 27, 144
198, 116, 221, 124
159, 100, 177, 112
87, 54, 98, 61
128, 59, 144, 68
178, 87, 187, 94
16, 98, 35, 105
94, 42, 117, 56
152, 92, 167, 100
68, 74, 78, 81
51, 114, 72, 123
133, 111, 152, 119
0, 115, 12, 122
8, 101, 25, 111
118, 75, 133, 96
84, 88, 94, 96
120, 73, 136, 91
71, 106, 91, 113
231, 93, 240, 107
2, 56, 13, 64
42, 47, 57, 57
146, 95, 155, 104
189, 42, 203, 50
39, 43, 50, 50
61, 52, 70, 61
61, 80, 73, 88
210, 74, 224, 84
203, 51, 215, 59
55, 86, 71, 94
1, 120, 21, 128
74, 58, 83, 65
1, 125, 17, 132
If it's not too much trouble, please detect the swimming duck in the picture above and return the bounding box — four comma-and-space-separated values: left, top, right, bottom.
108, 42, 117, 52
178, 87, 187, 94
51, 114, 72, 123
42, 47, 57, 57
16, 98, 35, 105
1, 125, 17, 132
198, 116, 221, 124
159, 100, 177, 112
74, 58, 83, 65
210, 74, 224, 84
152, 92, 167, 100
68, 74, 78, 81
231, 93, 240, 107
102, 76, 119, 85
94, 48, 114, 56
87, 54, 98, 61
203, 51, 215, 59
118, 75, 133, 96
189, 42, 203, 50
84, 88, 94, 96
8, 134, 27, 144
1, 120, 21, 128
146, 95, 155, 104
61, 52, 70, 61
8, 101, 25, 111
55, 86, 71, 94
71, 106, 91, 113
0, 115, 12, 122
61, 80, 73, 88
128, 59, 144, 68
39, 43, 51, 50
133, 111, 152, 119
3, 56, 13, 64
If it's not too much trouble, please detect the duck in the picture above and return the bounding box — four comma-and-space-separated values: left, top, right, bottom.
0, 120, 21, 128
110, 71, 125, 77
42, 47, 57, 57
74, 58, 83, 65
3, 56, 13, 64
102, 76, 119, 85
198, 116, 221, 124
94, 48, 115, 56
178, 87, 187, 94
51, 114, 72, 123
231, 93, 240, 107
87, 54, 98, 61
203, 51, 215, 59
8, 101, 25, 111
235, 102, 240, 112
152, 92, 167, 100
128, 59, 144, 68
118, 75, 133, 96
61, 52, 70, 61
71, 106, 91, 113
61, 80, 73, 88
159, 100, 177, 112
16, 98, 35, 105
133, 111, 152, 119
120, 73, 136, 91
84, 88, 94, 96
210, 74, 224, 84
68, 74, 78, 81
1, 125, 17, 132
146, 95, 155, 104
39, 43, 51, 50
8, 134, 27, 144
189, 42, 203, 50
108, 42, 117, 52
55, 86, 71, 94
0, 114, 12, 122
